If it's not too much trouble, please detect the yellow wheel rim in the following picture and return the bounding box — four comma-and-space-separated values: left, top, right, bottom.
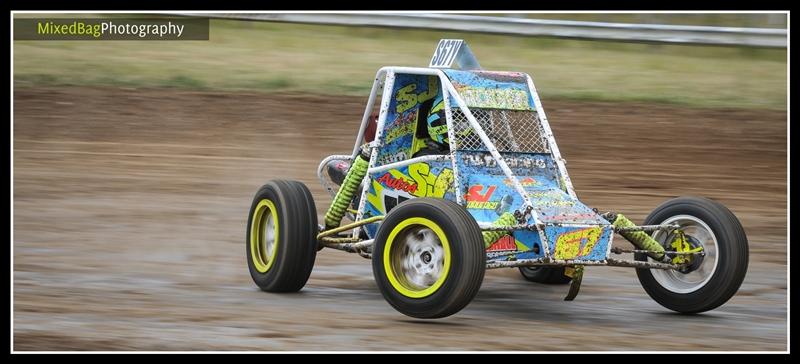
250, 199, 279, 273
383, 217, 451, 298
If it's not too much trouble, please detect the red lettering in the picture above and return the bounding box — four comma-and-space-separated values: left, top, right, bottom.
465, 185, 496, 202
487, 235, 517, 252
377, 173, 418, 194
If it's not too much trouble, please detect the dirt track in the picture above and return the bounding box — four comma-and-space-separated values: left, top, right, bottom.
13, 86, 787, 351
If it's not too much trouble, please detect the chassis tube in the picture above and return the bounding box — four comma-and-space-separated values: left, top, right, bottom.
351, 70, 386, 160
486, 257, 679, 270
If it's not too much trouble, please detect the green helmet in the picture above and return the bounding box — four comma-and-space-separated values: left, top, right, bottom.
426, 94, 448, 144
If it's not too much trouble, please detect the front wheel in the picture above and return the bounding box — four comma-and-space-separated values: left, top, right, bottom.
246, 180, 318, 292
635, 196, 748, 313
372, 198, 486, 319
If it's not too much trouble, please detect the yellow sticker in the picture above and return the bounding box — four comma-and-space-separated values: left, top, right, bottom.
554, 227, 603, 260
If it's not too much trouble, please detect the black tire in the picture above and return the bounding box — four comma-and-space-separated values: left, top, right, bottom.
246, 180, 318, 292
518, 266, 572, 285
635, 196, 748, 313
372, 198, 485, 319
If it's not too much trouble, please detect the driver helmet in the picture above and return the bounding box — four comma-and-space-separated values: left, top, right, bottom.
426, 94, 448, 145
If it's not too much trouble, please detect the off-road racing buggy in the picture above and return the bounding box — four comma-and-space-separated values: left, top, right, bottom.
246, 40, 748, 318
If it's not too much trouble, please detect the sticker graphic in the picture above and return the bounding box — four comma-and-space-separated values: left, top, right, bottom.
553, 227, 603, 260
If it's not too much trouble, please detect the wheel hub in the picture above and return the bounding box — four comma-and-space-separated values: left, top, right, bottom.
397, 227, 445, 289
421, 251, 432, 264
250, 199, 279, 274
677, 235, 705, 274
650, 215, 719, 294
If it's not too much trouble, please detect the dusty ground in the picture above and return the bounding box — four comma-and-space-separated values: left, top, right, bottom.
12, 86, 787, 351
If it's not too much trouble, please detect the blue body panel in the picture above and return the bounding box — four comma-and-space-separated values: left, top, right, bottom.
444, 70, 535, 111
362, 159, 456, 238
455, 151, 611, 261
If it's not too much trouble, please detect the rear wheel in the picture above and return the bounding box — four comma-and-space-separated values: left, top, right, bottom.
246, 180, 318, 292
518, 266, 572, 285
372, 198, 485, 319
635, 196, 748, 313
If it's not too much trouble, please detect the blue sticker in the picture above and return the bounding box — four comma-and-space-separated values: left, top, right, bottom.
444, 70, 535, 111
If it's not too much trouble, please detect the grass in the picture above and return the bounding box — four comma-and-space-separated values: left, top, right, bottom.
13, 17, 787, 110
493, 13, 788, 28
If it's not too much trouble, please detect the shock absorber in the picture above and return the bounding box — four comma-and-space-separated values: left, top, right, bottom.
324, 149, 370, 229
603, 212, 667, 261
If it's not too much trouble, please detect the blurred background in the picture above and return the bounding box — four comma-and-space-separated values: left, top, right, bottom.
13, 13, 787, 351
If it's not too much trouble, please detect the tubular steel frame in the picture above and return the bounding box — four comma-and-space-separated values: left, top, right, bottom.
317, 66, 692, 271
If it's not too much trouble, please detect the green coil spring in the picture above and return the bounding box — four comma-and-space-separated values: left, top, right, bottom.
611, 213, 665, 260
324, 154, 369, 229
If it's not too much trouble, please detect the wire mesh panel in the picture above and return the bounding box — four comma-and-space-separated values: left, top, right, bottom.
450, 108, 551, 154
